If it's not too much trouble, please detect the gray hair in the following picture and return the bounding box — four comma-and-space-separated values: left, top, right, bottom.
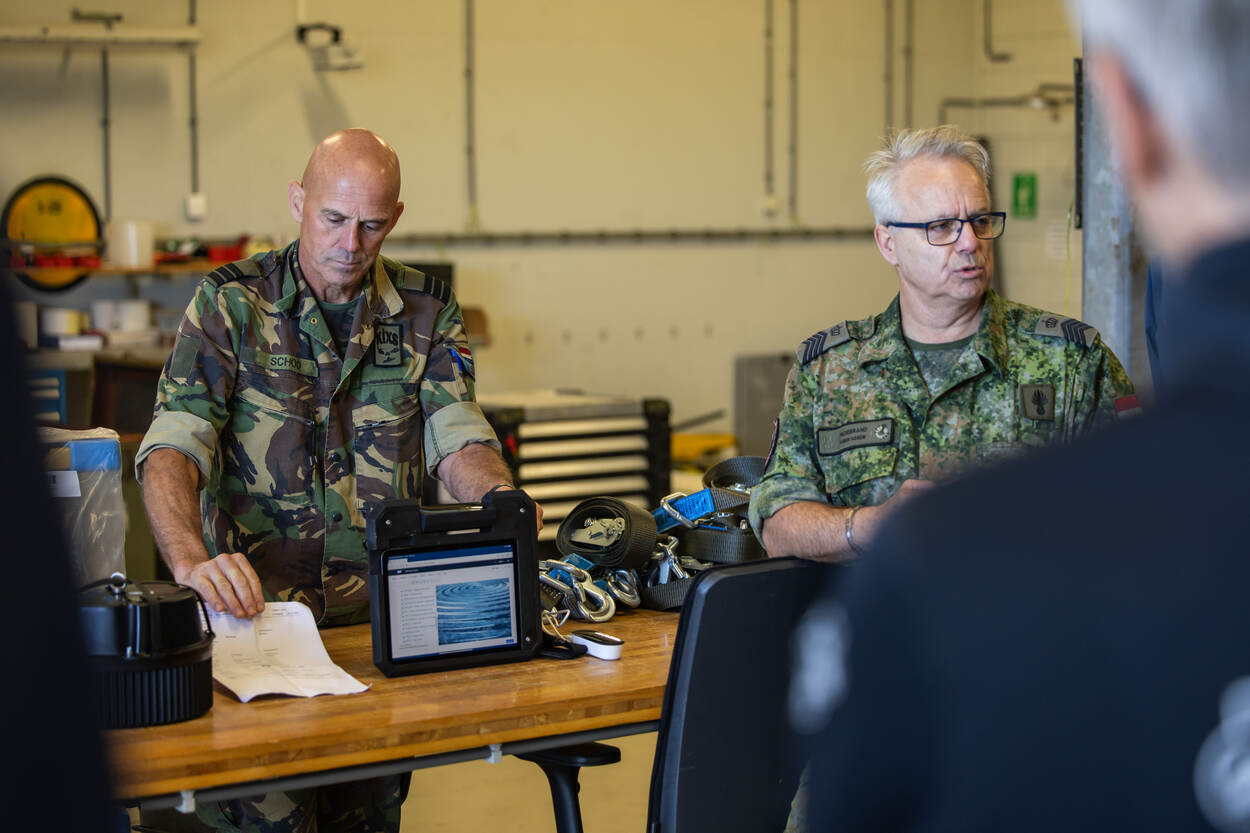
864, 125, 991, 225
1068, 0, 1250, 189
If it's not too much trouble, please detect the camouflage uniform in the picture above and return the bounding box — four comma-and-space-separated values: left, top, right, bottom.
138, 241, 499, 626
751, 290, 1133, 833
749, 289, 1133, 537
136, 242, 498, 832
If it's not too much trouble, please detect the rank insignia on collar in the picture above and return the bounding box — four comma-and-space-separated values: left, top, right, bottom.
1021, 384, 1055, 421
375, 323, 402, 367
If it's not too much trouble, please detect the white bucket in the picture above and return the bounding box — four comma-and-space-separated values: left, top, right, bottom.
91, 299, 119, 331
105, 219, 156, 269
41, 307, 82, 336
116, 299, 152, 332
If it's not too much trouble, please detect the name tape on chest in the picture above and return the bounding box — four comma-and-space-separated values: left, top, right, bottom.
243, 348, 318, 377
817, 418, 894, 456
1033, 315, 1097, 348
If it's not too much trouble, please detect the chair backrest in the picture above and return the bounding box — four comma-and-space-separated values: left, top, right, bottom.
646, 557, 839, 833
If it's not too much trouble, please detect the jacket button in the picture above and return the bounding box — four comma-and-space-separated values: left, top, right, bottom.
330, 451, 342, 463
331, 511, 343, 523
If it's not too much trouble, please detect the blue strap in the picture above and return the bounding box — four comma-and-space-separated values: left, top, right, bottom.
652, 489, 717, 533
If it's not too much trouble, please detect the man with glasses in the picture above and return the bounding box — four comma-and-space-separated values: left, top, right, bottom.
749, 125, 1134, 563
800, 2, 1250, 828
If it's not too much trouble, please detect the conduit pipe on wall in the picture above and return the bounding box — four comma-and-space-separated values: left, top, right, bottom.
883, 0, 894, 134
444, 2, 876, 245
388, 226, 874, 247
787, 0, 799, 222
99, 49, 111, 219
902, 0, 914, 127
937, 84, 1075, 125
188, 0, 199, 196
763, 0, 776, 208
983, 0, 1011, 63
464, 0, 480, 230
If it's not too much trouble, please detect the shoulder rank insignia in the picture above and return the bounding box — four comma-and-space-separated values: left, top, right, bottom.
1032, 315, 1098, 349
798, 322, 852, 365
204, 257, 265, 287
391, 263, 452, 305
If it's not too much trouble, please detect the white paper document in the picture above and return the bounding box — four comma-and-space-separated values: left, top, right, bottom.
208, 602, 369, 703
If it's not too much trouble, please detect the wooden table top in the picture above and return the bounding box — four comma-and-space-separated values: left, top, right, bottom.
106, 608, 680, 800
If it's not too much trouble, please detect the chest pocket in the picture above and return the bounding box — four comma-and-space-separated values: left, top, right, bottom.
351, 381, 424, 502
227, 364, 316, 500
821, 444, 899, 506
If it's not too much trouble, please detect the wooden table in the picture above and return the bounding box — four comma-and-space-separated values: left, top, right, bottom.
107, 609, 680, 810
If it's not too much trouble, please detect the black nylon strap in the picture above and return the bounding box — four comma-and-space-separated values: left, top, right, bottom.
677, 525, 765, 565
557, 497, 658, 569
639, 577, 698, 611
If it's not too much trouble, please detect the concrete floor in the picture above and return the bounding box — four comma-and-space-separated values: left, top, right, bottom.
400, 732, 656, 833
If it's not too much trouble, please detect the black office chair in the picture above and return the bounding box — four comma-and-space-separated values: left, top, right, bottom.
521, 557, 838, 832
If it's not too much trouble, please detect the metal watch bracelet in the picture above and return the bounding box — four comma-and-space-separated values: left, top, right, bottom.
844, 504, 867, 557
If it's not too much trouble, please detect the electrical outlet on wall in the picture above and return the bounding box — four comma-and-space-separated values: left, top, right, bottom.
185, 192, 208, 222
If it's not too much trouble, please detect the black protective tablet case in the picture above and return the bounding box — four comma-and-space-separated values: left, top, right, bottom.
365, 490, 542, 677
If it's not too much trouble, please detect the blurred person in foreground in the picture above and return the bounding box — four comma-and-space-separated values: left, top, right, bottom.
797, 2, 1250, 831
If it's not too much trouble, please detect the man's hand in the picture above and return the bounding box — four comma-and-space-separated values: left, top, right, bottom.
175, 552, 266, 619
141, 448, 267, 619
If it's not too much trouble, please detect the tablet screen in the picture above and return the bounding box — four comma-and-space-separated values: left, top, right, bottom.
384, 543, 520, 662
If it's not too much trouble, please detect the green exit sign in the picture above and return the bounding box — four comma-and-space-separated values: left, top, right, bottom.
1012, 172, 1038, 219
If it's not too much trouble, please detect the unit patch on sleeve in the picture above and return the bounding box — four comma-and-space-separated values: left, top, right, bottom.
374, 323, 403, 367
1033, 315, 1098, 348
817, 418, 894, 456
1021, 384, 1056, 421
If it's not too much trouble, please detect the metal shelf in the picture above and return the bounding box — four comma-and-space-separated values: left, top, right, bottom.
0, 24, 198, 49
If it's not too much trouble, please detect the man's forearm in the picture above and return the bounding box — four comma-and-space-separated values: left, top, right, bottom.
436, 441, 513, 503
760, 479, 931, 561
761, 500, 859, 562
140, 447, 213, 582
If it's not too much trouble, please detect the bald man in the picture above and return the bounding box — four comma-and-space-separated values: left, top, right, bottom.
136, 130, 522, 829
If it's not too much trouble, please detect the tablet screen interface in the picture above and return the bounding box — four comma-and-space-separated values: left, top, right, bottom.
384, 543, 519, 662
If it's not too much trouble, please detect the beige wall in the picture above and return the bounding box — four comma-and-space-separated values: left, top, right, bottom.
0, 0, 1096, 432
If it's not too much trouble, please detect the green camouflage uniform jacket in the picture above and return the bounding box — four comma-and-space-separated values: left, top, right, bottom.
137, 242, 500, 625
749, 290, 1134, 538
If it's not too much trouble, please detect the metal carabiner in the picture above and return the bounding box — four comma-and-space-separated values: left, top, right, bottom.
658, 492, 698, 528
604, 569, 641, 608
573, 578, 616, 623
542, 560, 616, 622
653, 535, 690, 583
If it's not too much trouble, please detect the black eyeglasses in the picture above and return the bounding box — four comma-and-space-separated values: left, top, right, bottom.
886, 211, 1007, 246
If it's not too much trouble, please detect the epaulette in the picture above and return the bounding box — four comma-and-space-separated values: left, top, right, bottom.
1031, 314, 1099, 349
390, 263, 452, 305
798, 321, 853, 365
204, 257, 266, 287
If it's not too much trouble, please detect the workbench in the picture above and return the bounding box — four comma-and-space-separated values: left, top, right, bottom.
108, 608, 679, 812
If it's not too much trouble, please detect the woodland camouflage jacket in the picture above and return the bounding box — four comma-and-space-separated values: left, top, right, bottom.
137, 242, 499, 624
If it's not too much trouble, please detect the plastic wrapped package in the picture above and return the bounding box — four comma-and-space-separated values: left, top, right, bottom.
39, 427, 127, 587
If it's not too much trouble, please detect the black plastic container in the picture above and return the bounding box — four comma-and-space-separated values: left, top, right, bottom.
78, 573, 214, 729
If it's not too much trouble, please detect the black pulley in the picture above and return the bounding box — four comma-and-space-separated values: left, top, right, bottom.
556, 497, 658, 570
78, 573, 214, 728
